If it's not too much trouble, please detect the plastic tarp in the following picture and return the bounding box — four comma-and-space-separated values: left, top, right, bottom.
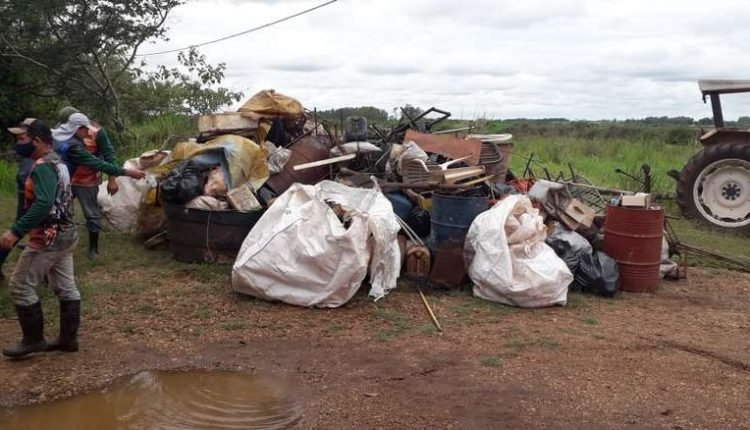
173, 135, 269, 191
466, 195, 573, 308
237, 89, 304, 119
232, 181, 401, 308
392, 141, 428, 176
97, 151, 172, 234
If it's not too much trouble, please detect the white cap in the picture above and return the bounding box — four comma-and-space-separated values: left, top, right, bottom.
52, 112, 91, 142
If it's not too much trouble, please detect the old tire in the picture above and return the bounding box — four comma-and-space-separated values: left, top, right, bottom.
676, 141, 750, 234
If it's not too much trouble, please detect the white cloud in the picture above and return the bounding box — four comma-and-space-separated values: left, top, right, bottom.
142, 0, 750, 119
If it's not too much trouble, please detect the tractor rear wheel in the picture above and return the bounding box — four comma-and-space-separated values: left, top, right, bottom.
676, 141, 750, 234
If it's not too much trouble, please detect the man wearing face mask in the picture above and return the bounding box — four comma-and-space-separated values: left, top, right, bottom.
1, 120, 80, 357
52, 112, 145, 258
0, 118, 37, 280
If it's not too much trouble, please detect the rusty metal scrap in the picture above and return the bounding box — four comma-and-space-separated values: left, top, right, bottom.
405, 130, 483, 166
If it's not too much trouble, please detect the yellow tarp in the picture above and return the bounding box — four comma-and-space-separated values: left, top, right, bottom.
237, 89, 304, 119
173, 135, 269, 191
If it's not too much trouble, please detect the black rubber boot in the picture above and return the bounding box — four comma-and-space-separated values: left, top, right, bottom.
0, 248, 9, 281
46, 300, 80, 352
88, 231, 99, 259
3, 302, 46, 358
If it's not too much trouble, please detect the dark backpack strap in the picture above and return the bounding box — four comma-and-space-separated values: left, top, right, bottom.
53, 138, 82, 178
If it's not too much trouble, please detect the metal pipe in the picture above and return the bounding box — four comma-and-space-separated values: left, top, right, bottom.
710, 93, 725, 127
433, 127, 473, 135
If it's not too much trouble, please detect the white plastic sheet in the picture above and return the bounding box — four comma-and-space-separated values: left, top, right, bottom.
659, 235, 678, 278
465, 195, 573, 308
232, 181, 401, 308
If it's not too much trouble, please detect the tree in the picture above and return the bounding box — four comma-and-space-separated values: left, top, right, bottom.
121, 48, 242, 121
398, 104, 424, 121
0, 0, 240, 130
315, 106, 389, 124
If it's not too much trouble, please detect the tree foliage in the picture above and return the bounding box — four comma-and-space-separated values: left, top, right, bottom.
315, 106, 390, 124
0, 0, 241, 131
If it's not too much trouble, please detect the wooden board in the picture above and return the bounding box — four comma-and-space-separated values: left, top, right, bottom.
292, 154, 355, 171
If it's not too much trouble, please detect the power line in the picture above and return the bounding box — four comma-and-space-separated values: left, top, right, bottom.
137, 0, 339, 57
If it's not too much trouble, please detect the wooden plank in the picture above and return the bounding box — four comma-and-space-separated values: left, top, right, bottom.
292, 154, 356, 171
435, 166, 485, 184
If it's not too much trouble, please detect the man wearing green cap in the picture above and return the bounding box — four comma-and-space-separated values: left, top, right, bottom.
56, 107, 132, 257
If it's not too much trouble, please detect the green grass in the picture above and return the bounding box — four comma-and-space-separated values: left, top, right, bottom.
372, 306, 413, 341
120, 323, 139, 335
324, 322, 348, 335
508, 136, 696, 194
221, 320, 247, 331
116, 114, 195, 159
0, 159, 16, 194
0, 182, 233, 323
136, 304, 157, 314
480, 356, 503, 368
507, 338, 532, 349
581, 317, 599, 326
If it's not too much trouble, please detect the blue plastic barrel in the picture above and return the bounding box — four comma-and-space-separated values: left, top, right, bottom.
384, 192, 413, 219
430, 193, 489, 247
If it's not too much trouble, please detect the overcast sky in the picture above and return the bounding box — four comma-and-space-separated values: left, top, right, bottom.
142, 0, 750, 120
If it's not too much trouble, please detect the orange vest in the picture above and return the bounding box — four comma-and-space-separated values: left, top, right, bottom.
71, 125, 101, 187
24, 155, 72, 249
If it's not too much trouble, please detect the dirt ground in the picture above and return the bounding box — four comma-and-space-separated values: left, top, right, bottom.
0, 264, 749, 429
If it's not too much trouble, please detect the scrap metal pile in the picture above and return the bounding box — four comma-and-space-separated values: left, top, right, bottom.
97, 90, 696, 313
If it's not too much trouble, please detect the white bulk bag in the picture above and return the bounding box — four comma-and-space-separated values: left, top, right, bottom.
97, 158, 151, 234
232, 181, 400, 308
465, 195, 573, 308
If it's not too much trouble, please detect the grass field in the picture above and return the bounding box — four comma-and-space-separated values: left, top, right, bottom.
507, 136, 697, 194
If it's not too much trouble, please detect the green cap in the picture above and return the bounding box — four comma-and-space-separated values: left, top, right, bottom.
58, 106, 80, 124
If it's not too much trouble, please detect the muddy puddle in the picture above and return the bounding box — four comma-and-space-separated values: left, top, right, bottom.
0, 370, 303, 430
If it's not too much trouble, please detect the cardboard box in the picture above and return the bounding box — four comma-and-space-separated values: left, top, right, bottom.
621, 193, 651, 208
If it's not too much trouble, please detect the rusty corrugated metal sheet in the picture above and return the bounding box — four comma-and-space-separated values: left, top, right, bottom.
405, 130, 482, 166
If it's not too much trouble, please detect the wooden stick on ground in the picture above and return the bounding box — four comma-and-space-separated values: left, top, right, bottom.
417, 286, 443, 333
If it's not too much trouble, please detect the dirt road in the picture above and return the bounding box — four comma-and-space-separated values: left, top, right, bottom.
0, 264, 748, 429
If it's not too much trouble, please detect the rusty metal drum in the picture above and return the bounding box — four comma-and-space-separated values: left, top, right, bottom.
603, 205, 664, 292
265, 136, 332, 195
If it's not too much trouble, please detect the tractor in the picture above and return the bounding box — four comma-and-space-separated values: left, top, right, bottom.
675, 80, 750, 234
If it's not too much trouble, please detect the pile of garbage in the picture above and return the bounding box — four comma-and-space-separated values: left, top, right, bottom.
97, 90, 682, 310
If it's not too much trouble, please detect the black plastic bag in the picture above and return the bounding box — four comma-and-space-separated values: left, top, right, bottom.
573, 251, 619, 297
597, 251, 620, 297
406, 207, 431, 238
546, 225, 592, 273
160, 160, 210, 204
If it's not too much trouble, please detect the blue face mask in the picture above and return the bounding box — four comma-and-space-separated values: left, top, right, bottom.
15, 142, 34, 158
